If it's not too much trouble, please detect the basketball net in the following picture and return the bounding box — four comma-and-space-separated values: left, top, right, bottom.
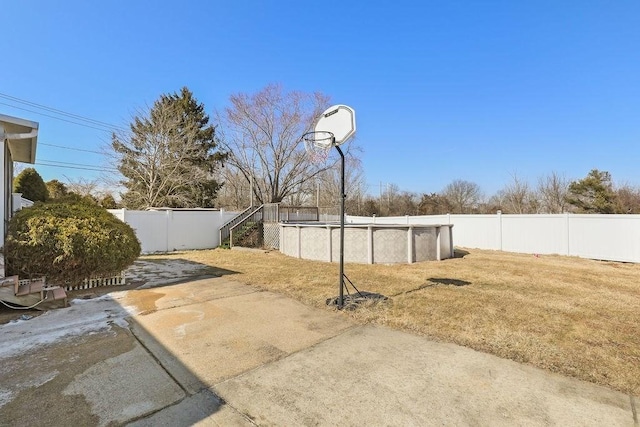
303, 131, 334, 163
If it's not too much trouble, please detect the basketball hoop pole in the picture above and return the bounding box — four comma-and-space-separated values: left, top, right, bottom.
336, 145, 345, 308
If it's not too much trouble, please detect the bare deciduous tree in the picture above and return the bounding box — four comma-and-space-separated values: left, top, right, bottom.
219, 84, 344, 204
441, 180, 483, 213
614, 183, 640, 213
312, 158, 367, 215
216, 168, 254, 210
480, 194, 505, 214
418, 193, 452, 215
537, 172, 570, 213
64, 176, 100, 197
498, 173, 539, 214
377, 183, 418, 216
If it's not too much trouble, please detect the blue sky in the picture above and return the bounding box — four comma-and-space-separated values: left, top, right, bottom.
2, 1, 639, 198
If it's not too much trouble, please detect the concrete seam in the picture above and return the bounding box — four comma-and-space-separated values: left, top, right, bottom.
288, 323, 363, 354
152, 289, 261, 311
213, 323, 363, 389
126, 322, 255, 426
124, 398, 189, 425
630, 395, 638, 427
212, 397, 259, 426
139, 287, 261, 313
210, 324, 363, 424
120, 322, 213, 425
125, 285, 358, 425
127, 318, 193, 396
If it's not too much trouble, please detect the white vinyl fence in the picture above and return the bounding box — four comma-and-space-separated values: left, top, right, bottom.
108, 208, 640, 262
109, 209, 239, 253
347, 213, 640, 263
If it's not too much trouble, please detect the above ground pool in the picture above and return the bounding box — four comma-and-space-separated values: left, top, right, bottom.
279, 222, 453, 264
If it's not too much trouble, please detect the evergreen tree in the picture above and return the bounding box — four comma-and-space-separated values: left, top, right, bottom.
112, 87, 226, 208
13, 168, 49, 202
566, 169, 616, 213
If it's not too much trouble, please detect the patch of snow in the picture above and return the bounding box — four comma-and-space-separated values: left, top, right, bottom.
0, 389, 13, 408
70, 294, 115, 304
17, 370, 59, 388
174, 324, 186, 339
0, 258, 210, 359
0, 296, 134, 359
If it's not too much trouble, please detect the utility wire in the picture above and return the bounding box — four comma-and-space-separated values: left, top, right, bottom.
0, 101, 118, 133
40, 142, 105, 155
38, 158, 114, 169
0, 92, 128, 132
35, 161, 118, 172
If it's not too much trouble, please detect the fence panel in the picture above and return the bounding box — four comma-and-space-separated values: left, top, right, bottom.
109, 209, 238, 253
119, 210, 170, 253
568, 215, 640, 263
110, 209, 640, 262
348, 215, 448, 225
346, 213, 640, 263
448, 215, 501, 250
167, 211, 234, 251
501, 214, 567, 255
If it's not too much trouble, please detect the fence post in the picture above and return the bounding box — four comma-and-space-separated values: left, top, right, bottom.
327, 225, 333, 262
368, 225, 374, 264
217, 209, 224, 247
165, 210, 172, 252
448, 225, 454, 258
407, 226, 414, 263
565, 212, 570, 256
497, 210, 503, 251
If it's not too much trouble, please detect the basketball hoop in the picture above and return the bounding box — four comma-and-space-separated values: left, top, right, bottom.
301, 105, 357, 309
303, 130, 335, 163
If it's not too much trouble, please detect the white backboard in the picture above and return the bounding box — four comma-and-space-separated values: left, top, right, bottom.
314, 105, 356, 145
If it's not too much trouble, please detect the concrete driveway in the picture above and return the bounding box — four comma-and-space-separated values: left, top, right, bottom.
0, 261, 637, 426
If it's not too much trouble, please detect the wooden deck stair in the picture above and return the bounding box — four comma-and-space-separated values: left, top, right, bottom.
0, 275, 67, 309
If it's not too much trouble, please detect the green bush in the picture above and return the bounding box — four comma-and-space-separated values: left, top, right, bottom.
5, 199, 141, 285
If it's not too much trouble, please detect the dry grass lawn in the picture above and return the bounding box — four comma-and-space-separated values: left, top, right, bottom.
143, 247, 640, 396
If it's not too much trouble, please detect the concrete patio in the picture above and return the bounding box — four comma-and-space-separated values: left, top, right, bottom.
0, 260, 637, 426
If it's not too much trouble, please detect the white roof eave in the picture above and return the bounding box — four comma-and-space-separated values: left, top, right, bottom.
0, 114, 39, 164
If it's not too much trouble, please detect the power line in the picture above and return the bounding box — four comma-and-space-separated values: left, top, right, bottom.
35, 161, 118, 172
38, 158, 115, 169
0, 101, 118, 133
0, 92, 128, 132
40, 142, 105, 155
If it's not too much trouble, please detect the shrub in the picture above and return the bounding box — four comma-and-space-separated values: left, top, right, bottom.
100, 193, 118, 209
5, 199, 141, 285
45, 179, 69, 200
